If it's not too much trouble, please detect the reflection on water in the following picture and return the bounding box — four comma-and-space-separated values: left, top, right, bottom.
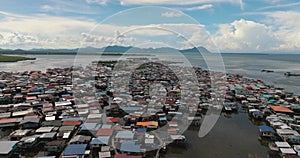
162, 112, 270, 158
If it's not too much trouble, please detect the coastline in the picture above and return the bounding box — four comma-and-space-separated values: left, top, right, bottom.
0, 55, 36, 62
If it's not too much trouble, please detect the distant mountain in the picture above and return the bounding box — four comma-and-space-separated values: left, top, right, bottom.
180, 47, 211, 54
0, 45, 212, 54
102, 45, 134, 52
31, 48, 79, 53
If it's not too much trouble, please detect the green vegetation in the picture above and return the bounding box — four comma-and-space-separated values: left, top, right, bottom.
0, 55, 36, 62
93, 60, 118, 64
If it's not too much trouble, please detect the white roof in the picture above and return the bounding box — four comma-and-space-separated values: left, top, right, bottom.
99, 151, 111, 158
75, 104, 89, 109
280, 125, 292, 130
280, 148, 296, 154
0, 141, 19, 154
145, 138, 154, 144
87, 114, 102, 119
275, 142, 291, 148
45, 116, 56, 121
249, 109, 260, 113
12, 108, 33, 117
10, 129, 31, 137
101, 124, 112, 129
170, 135, 186, 140
55, 101, 72, 107
36, 127, 54, 133
101, 146, 110, 152
276, 129, 300, 136
63, 131, 71, 139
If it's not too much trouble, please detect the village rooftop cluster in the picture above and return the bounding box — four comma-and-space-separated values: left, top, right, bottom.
0, 59, 300, 158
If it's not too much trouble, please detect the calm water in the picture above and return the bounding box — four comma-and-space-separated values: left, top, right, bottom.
0, 53, 299, 158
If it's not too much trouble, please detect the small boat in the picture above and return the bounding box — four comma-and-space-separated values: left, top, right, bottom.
269, 142, 279, 151
224, 105, 232, 112
261, 69, 274, 73
170, 135, 187, 145
285, 72, 300, 76
258, 125, 276, 139
293, 145, 300, 157
249, 109, 264, 120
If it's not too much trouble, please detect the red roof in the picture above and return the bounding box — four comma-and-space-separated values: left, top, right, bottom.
24, 115, 43, 119
62, 120, 82, 126
26, 96, 37, 100
114, 154, 142, 158
270, 106, 294, 113
167, 128, 177, 135
107, 117, 119, 123
96, 128, 113, 136
0, 118, 19, 124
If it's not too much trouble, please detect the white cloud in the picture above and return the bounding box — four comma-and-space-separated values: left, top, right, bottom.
40, 5, 58, 12
212, 19, 281, 52
84, 23, 209, 49
263, 11, 300, 50
86, 0, 109, 5
161, 11, 184, 18
2, 9, 300, 52
185, 4, 214, 11
120, 0, 243, 8
0, 11, 96, 49
257, 2, 300, 11
0, 11, 208, 49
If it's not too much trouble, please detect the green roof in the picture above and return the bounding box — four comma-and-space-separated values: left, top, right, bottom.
59, 125, 75, 131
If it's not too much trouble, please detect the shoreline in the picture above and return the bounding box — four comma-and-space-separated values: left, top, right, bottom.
0, 55, 36, 62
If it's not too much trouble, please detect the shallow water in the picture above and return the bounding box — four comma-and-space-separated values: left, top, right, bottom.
162, 111, 270, 158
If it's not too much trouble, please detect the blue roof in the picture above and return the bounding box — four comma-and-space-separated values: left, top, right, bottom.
115, 130, 134, 139
262, 94, 273, 98
268, 99, 278, 103
136, 128, 147, 133
122, 107, 140, 111
63, 144, 87, 156
159, 117, 167, 121
62, 117, 86, 122
80, 123, 101, 131
252, 111, 263, 115
259, 125, 275, 133
120, 141, 140, 153
90, 136, 110, 145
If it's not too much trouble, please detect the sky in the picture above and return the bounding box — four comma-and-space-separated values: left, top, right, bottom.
0, 0, 300, 53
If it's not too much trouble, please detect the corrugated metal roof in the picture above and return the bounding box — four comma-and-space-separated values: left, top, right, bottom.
91, 136, 110, 145
120, 141, 140, 153
0, 141, 19, 154
96, 128, 113, 136
63, 144, 87, 156
115, 130, 134, 139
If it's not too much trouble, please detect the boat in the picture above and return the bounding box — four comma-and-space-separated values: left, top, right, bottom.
285, 72, 300, 77
224, 105, 232, 112
293, 145, 300, 157
261, 69, 274, 73
249, 109, 264, 120
258, 125, 276, 139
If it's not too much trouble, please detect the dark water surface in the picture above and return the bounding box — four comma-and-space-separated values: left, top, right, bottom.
162, 111, 270, 158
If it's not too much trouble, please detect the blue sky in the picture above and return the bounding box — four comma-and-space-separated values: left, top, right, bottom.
0, 0, 300, 53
